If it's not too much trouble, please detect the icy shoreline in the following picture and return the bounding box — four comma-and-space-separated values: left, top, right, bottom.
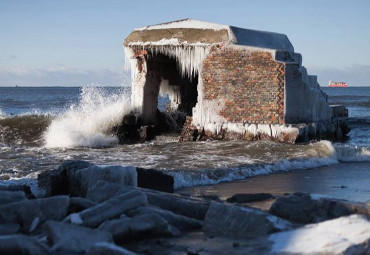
0, 161, 369, 254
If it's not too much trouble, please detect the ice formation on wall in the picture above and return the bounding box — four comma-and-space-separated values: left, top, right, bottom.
159, 79, 181, 110
124, 40, 211, 119
126, 39, 210, 78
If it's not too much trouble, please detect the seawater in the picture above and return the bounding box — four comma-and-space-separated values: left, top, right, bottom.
0, 86, 369, 196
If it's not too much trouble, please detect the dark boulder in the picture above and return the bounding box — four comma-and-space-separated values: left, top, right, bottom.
136, 167, 174, 193
37, 160, 93, 196
226, 193, 274, 203
269, 192, 370, 224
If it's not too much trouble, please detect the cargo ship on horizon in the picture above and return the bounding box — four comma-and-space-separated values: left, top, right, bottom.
328, 81, 348, 87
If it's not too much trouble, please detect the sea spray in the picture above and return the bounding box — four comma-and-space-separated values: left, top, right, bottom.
44, 86, 132, 148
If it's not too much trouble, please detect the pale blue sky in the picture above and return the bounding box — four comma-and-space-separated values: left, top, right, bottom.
1, 0, 369, 86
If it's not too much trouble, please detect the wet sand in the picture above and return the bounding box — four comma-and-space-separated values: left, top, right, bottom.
178, 162, 370, 204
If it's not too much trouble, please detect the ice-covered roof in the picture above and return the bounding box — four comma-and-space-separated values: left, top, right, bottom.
135, 18, 229, 31
124, 19, 294, 52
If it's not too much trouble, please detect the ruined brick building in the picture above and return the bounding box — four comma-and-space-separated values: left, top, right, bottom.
123, 19, 347, 142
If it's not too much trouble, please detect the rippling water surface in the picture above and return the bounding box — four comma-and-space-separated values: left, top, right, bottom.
1, 86, 369, 194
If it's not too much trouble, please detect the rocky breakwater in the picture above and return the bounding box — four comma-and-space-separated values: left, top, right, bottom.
0, 161, 369, 254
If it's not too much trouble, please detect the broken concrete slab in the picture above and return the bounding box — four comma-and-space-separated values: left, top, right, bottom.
0, 196, 70, 232
0, 235, 49, 254
203, 202, 292, 239
87, 180, 209, 220
87, 242, 138, 255
77, 190, 147, 228
43, 220, 113, 254
0, 190, 27, 205
98, 213, 179, 243
127, 206, 203, 231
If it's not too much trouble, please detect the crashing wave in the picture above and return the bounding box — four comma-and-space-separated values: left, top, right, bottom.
44, 86, 132, 148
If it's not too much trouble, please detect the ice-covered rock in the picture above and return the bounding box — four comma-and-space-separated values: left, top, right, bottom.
0, 196, 70, 232
0, 223, 20, 235
0, 190, 27, 205
0, 235, 49, 254
75, 190, 147, 228
0, 184, 34, 199
87, 242, 138, 255
37, 160, 93, 196
43, 220, 113, 254
203, 202, 292, 239
39, 161, 138, 197
86, 180, 209, 220
145, 190, 210, 220
127, 206, 203, 231
69, 197, 97, 213
86, 180, 133, 203
73, 165, 137, 197
98, 213, 179, 243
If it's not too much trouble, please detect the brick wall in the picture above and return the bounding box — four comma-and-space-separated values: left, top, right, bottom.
202, 46, 285, 124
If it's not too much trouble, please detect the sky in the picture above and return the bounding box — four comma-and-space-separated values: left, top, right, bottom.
0, 0, 369, 87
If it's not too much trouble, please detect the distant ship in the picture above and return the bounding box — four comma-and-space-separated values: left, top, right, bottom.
328, 81, 348, 87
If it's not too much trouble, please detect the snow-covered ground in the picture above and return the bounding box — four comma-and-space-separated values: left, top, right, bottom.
269, 214, 370, 254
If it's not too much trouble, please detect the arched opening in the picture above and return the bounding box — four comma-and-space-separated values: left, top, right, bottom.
142, 52, 198, 132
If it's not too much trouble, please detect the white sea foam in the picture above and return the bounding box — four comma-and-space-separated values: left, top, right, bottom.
335, 145, 370, 162
44, 86, 132, 148
171, 140, 338, 189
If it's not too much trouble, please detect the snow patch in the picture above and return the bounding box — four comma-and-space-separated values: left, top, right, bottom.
269, 214, 370, 254
70, 213, 83, 225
